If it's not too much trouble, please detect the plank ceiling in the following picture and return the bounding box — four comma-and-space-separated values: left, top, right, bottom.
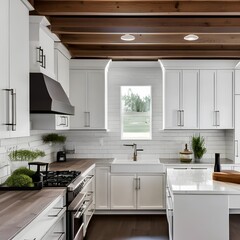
29, 0, 240, 60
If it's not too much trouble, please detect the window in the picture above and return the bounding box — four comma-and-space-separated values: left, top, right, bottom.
121, 86, 152, 140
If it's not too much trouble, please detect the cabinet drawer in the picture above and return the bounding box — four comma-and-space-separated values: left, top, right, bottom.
13, 195, 66, 240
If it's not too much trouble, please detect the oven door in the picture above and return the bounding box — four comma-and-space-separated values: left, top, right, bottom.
74, 223, 84, 240
68, 193, 87, 240
73, 220, 84, 240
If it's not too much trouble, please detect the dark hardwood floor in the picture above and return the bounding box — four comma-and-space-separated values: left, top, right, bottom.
230, 214, 240, 240
85, 215, 169, 240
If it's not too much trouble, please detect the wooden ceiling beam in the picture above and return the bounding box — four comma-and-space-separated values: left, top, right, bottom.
69, 49, 240, 59
60, 33, 240, 45
34, 1, 240, 16
49, 17, 240, 34
68, 44, 240, 51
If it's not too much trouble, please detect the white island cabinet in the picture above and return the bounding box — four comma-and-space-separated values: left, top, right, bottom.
166, 168, 240, 240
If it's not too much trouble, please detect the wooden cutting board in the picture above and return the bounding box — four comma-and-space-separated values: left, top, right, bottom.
212, 170, 240, 184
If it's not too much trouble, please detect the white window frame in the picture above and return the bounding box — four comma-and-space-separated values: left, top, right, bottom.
120, 86, 152, 140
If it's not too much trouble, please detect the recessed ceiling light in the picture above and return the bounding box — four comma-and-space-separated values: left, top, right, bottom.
121, 34, 135, 41
184, 34, 199, 41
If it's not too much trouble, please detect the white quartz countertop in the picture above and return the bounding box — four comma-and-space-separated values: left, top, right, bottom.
167, 168, 240, 195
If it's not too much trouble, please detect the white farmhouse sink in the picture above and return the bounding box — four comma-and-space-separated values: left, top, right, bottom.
111, 159, 165, 173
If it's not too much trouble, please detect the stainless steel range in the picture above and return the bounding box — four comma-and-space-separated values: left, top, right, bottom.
41, 169, 95, 240
42, 170, 81, 188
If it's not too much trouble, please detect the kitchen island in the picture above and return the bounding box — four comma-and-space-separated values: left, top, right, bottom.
167, 168, 240, 240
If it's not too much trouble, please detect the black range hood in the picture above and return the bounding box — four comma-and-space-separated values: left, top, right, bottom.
30, 73, 75, 115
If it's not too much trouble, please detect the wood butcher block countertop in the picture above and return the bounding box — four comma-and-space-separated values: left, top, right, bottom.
49, 158, 114, 173
0, 158, 112, 239
0, 188, 66, 240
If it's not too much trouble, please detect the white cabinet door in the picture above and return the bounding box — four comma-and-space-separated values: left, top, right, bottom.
0, 0, 10, 138
199, 70, 215, 129
164, 70, 181, 129
95, 167, 110, 210
182, 70, 199, 129
87, 71, 106, 129
110, 174, 136, 210
9, 0, 29, 138
137, 174, 165, 209
70, 70, 106, 129
55, 49, 70, 96
235, 95, 240, 163
164, 70, 198, 129
200, 70, 233, 129
39, 28, 55, 79
70, 70, 87, 129
216, 70, 233, 129
235, 70, 240, 94
30, 17, 56, 79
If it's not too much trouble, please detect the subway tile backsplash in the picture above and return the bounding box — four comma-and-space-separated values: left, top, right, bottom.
0, 131, 61, 184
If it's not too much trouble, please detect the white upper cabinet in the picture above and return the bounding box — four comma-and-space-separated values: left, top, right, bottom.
0, 0, 10, 138
199, 70, 215, 129
0, 0, 32, 139
200, 69, 233, 129
29, 16, 59, 79
31, 43, 71, 130
234, 95, 240, 163
160, 60, 236, 130
164, 69, 198, 129
235, 70, 240, 94
54, 43, 71, 96
69, 60, 111, 130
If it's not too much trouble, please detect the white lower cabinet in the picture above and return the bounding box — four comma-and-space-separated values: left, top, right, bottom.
110, 173, 165, 210
111, 174, 137, 209
137, 174, 165, 209
13, 195, 66, 240
95, 166, 111, 210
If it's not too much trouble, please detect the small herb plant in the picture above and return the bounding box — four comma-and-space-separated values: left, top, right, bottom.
9, 149, 46, 162
191, 135, 207, 160
42, 133, 66, 144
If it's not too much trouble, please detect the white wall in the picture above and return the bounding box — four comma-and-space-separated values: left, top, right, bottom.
0, 131, 62, 183
65, 62, 230, 161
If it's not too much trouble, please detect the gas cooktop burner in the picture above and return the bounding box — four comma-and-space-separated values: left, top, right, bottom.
41, 170, 81, 187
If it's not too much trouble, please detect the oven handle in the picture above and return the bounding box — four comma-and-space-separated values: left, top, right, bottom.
74, 207, 86, 219
68, 192, 87, 211
53, 232, 65, 240
73, 223, 84, 240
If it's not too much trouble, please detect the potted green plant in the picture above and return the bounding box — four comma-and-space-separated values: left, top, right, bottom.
9, 149, 46, 171
42, 133, 66, 144
191, 135, 207, 163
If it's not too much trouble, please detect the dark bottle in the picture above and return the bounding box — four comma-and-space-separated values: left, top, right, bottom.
214, 153, 221, 172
